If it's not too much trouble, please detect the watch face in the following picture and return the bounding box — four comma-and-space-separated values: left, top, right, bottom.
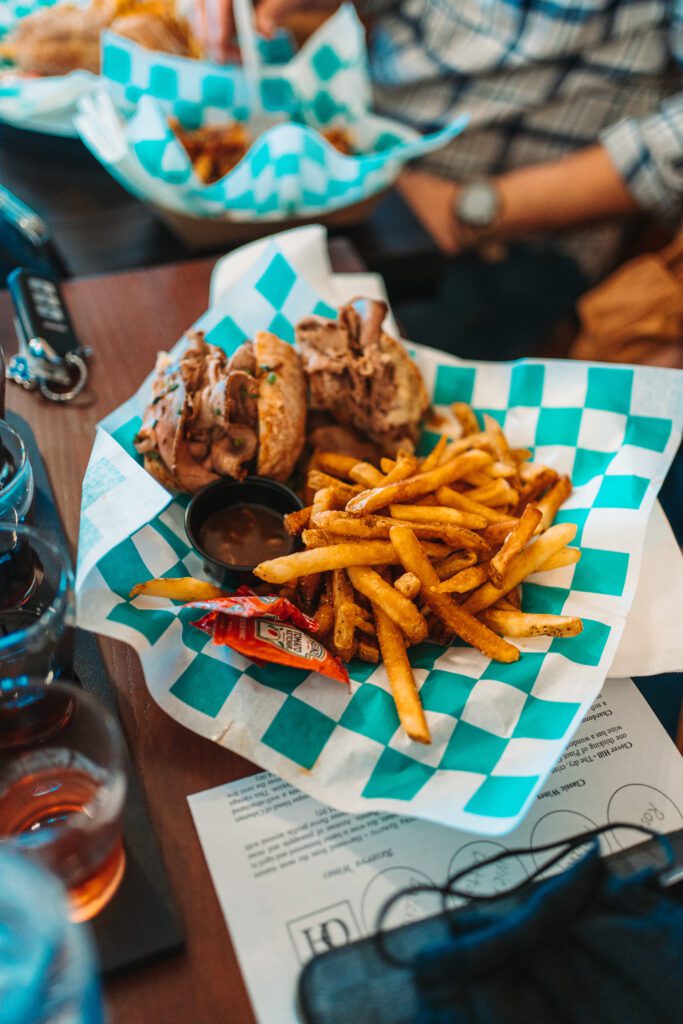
457, 181, 500, 229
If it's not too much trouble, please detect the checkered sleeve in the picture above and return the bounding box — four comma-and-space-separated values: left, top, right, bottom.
601, 3, 683, 222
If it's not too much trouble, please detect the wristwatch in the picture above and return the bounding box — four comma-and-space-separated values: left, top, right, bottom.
454, 179, 507, 259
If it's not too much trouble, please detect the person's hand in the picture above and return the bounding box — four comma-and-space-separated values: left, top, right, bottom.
396, 168, 463, 255
194, 0, 337, 62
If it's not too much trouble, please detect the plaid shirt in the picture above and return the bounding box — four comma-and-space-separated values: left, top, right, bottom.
360, 0, 683, 271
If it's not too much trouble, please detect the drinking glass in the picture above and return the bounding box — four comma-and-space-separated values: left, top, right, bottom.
0, 420, 34, 523
0, 847, 104, 1024
0, 523, 74, 685
0, 680, 127, 923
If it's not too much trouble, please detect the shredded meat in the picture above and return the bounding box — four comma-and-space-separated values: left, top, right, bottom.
134, 332, 260, 492
296, 299, 430, 456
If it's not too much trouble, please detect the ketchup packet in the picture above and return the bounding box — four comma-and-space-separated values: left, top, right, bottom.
185, 593, 318, 632
188, 592, 350, 687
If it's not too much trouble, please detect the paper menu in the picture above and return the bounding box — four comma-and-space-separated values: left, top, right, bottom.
188, 678, 683, 1024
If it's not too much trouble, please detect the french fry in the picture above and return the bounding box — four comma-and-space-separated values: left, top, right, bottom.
332, 569, 358, 662
307, 471, 363, 499
298, 572, 323, 613
436, 485, 515, 525
488, 505, 542, 588
389, 504, 488, 531
345, 449, 492, 515
130, 577, 224, 601
358, 638, 380, 663
514, 465, 559, 515
481, 520, 520, 545
394, 571, 421, 600
349, 462, 386, 488
479, 609, 583, 638
382, 454, 420, 484
535, 475, 572, 532
315, 452, 360, 479
432, 564, 490, 594
347, 565, 428, 644
301, 529, 338, 547
465, 479, 519, 507
451, 402, 479, 436
420, 435, 449, 473
315, 510, 490, 551
507, 585, 522, 609
464, 522, 578, 614
539, 547, 581, 571
310, 488, 338, 525
483, 413, 514, 468
255, 540, 451, 584
389, 525, 520, 663
284, 505, 312, 535
432, 550, 478, 580
510, 448, 532, 463
372, 599, 431, 744
313, 599, 335, 638
380, 457, 395, 474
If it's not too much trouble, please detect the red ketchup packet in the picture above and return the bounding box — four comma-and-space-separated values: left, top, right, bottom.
187, 593, 350, 687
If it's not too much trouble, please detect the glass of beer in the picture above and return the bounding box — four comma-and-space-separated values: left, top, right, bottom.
0, 680, 127, 923
0, 523, 74, 685
0, 420, 34, 523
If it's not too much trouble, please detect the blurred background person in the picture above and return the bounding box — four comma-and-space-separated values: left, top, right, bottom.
195, 0, 683, 356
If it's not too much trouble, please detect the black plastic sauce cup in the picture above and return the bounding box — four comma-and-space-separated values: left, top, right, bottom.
185, 476, 304, 586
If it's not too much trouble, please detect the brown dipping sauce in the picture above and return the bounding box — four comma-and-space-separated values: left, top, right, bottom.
198, 503, 293, 567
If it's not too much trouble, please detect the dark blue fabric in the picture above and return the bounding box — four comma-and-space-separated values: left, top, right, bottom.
412, 845, 683, 1024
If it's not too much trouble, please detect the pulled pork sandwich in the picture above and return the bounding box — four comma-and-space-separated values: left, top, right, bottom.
296, 298, 430, 456
5, 0, 195, 77
134, 331, 306, 493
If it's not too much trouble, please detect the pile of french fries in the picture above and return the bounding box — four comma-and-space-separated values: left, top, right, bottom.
254, 407, 582, 745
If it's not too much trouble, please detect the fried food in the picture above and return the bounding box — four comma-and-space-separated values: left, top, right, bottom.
171, 120, 251, 184
134, 330, 306, 493
297, 299, 430, 456
8, 0, 195, 77
388, 525, 520, 664
373, 598, 431, 744
347, 565, 428, 644
130, 577, 224, 601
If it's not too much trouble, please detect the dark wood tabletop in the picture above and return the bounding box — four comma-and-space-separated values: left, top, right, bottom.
1, 237, 364, 1024
0, 122, 440, 297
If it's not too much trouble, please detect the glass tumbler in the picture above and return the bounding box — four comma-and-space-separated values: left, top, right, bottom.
0, 680, 127, 923
0, 421, 34, 523
0, 524, 74, 685
0, 847, 104, 1024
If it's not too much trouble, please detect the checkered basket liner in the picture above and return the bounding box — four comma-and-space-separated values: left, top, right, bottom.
75, 87, 467, 219
76, 242, 683, 835
101, 4, 369, 126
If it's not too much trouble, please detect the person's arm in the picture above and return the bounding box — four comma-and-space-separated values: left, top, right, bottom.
195, 0, 338, 59
397, 144, 640, 255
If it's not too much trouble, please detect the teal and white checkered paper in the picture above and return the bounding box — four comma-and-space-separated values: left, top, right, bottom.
101, 4, 369, 127
0, 0, 96, 134
75, 242, 683, 835
75, 89, 466, 219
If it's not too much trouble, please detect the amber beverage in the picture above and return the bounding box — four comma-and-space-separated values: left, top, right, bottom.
0, 681, 127, 922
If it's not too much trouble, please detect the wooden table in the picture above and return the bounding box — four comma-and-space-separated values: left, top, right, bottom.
1, 241, 360, 1023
